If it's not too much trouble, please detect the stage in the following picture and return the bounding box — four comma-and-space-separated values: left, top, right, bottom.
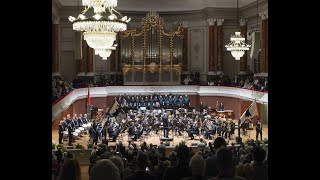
52, 120, 268, 148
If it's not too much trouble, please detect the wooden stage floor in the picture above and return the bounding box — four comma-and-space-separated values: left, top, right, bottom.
52, 121, 268, 148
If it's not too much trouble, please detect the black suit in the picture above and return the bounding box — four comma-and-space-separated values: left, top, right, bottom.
67, 125, 73, 146
58, 124, 64, 144
256, 121, 262, 141
162, 116, 169, 137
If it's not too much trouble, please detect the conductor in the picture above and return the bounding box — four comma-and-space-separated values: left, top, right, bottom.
162, 113, 169, 138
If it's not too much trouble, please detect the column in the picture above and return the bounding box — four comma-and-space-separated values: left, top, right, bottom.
182, 21, 188, 72
260, 11, 268, 74
110, 48, 116, 72
78, 33, 85, 76
207, 18, 216, 74
216, 19, 224, 74
239, 19, 248, 74
52, 17, 60, 76
86, 46, 94, 76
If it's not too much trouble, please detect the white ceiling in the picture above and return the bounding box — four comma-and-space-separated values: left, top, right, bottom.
58, 0, 258, 11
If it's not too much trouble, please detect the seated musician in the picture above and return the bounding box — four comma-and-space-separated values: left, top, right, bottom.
188, 121, 200, 140
221, 121, 228, 139
176, 119, 185, 136
204, 119, 214, 139
108, 121, 120, 141
153, 117, 160, 134
142, 118, 152, 134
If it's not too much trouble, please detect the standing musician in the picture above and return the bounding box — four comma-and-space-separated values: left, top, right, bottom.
67, 122, 73, 146
183, 95, 190, 109
92, 121, 99, 145
216, 117, 222, 136
65, 114, 72, 124
238, 119, 242, 137
82, 114, 88, 124
77, 114, 83, 127
229, 121, 235, 139
256, 118, 263, 141
58, 121, 64, 144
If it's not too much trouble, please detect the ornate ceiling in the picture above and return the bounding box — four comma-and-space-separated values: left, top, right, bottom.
57, 0, 258, 12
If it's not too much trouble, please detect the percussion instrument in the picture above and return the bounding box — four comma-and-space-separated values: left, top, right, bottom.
87, 123, 92, 128
217, 111, 225, 117
63, 131, 68, 139
79, 127, 84, 132
72, 132, 78, 137
82, 124, 88, 130
75, 129, 81, 133
225, 110, 234, 118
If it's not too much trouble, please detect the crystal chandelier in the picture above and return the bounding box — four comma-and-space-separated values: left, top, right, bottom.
225, 0, 250, 60
69, 0, 131, 59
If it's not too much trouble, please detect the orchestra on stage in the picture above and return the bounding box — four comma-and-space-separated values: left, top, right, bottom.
58, 93, 255, 146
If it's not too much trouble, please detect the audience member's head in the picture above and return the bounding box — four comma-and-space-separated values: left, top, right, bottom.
66, 151, 73, 159
136, 152, 149, 169
243, 163, 254, 180
57, 159, 81, 180
176, 144, 190, 163
253, 147, 266, 164
189, 154, 206, 176
109, 156, 124, 173
90, 159, 120, 180
216, 147, 234, 173
214, 137, 227, 151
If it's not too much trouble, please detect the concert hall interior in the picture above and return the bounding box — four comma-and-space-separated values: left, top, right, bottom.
52, 0, 268, 180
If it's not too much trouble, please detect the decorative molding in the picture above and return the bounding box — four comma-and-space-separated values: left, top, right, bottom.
207, 71, 216, 75
207, 18, 216, 26
216, 19, 224, 26
52, 17, 60, 24
182, 21, 189, 28
77, 72, 86, 76
259, 11, 268, 20
239, 19, 248, 26
52, 72, 61, 77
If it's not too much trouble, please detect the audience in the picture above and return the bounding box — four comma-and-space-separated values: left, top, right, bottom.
90, 159, 121, 180
182, 154, 207, 180
125, 152, 156, 180
207, 74, 268, 92
53, 139, 268, 180
162, 144, 192, 180
205, 137, 227, 177
209, 147, 246, 180
52, 77, 74, 103
57, 159, 81, 180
